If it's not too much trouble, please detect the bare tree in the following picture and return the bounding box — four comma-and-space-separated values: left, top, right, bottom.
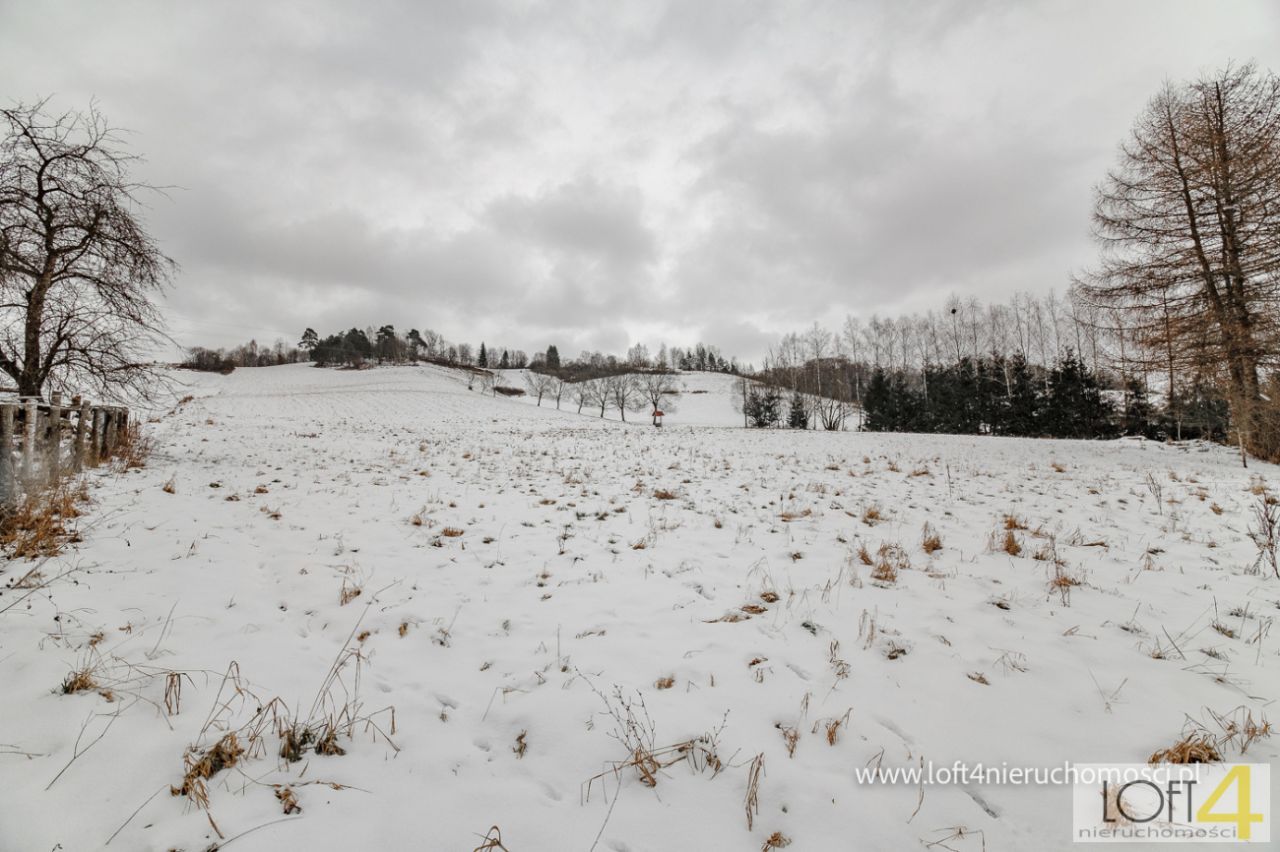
420, 329, 444, 357
0, 99, 174, 399
637, 370, 678, 423
571, 379, 591, 414
584, 378, 609, 418
605, 372, 644, 422
626, 342, 650, 368
524, 370, 555, 406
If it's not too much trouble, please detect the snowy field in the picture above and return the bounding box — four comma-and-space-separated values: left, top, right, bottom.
1, 363, 1277, 851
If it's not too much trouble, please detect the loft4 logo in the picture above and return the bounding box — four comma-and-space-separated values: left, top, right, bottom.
1101, 766, 1263, 838
1190, 766, 1265, 839
1071, 763, 1271, 843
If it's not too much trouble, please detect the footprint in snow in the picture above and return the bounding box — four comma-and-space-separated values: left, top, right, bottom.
785, 662, 812, 680
875, 715, 914, 746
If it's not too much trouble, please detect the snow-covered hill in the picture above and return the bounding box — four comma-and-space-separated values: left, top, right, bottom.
494, 368, 748, 428
1, 363, 1277, 851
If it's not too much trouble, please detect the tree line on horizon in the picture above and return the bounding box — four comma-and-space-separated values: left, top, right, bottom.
182, 325, 738, 379
733, 289, 1235, 442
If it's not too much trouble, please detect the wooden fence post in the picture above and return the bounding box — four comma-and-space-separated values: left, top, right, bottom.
74, 401, 90, 471
47, 393, 62, 483
0, 404, 14, 509
21, 398, 36, 480
90, 407, 102, 465
104, 407, 118, 456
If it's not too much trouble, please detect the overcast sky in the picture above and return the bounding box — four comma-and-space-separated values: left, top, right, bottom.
3, 0, 1278, 364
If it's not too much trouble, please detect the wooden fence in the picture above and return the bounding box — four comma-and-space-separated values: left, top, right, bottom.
0, 392, 130, 506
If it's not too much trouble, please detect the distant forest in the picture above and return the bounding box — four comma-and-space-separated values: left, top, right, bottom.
183, 325, 736, 376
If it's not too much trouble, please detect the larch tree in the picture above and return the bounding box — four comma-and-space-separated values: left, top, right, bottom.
1081, 63, 1280, 460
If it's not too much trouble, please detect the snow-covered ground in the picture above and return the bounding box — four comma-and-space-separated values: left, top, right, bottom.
1, 362, 1277, 851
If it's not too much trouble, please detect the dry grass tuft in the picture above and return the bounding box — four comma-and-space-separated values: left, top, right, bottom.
513, 730, 528, 759
1001, 530, 1023, 557
164, 671, 188, 716
0, 479, 90, 559
441, 526, 465, 537
274, 785, 302, 814
473, 826, 513, 852
871, 541, 909, 584
115, 422, 152, 471
861, 504, 883, 525
777, 724, 800, 757
1049, 571, 1081, 591
172, 732, 246, 808
921, 523, 943, 554
1003, 513, 1028, 531
828, 640, 850, 681
813, 707, 852, 745
652, 488, 679, 500
1148, 734, 1222, 765
583, 685, 725, 801
1149, 706, 1273, 765
61, 666, 99, 694
761, 832, 792, 850
654, 676, 675, 690
170, 651, 397, 821
744, 753, 765, 830
339, 578, 362, 606
871, 559, 897, 584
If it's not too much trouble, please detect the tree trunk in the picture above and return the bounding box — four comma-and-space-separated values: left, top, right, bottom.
18, 272, 52, 397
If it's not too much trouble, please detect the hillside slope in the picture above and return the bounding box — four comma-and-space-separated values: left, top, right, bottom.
0, 363, 1276, 851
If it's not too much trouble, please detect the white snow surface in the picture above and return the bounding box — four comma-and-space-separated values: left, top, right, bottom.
1, 362, 1277, 851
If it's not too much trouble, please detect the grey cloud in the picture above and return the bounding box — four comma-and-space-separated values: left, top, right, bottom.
3, 0, 1278, 361
487, 178, 656, 271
